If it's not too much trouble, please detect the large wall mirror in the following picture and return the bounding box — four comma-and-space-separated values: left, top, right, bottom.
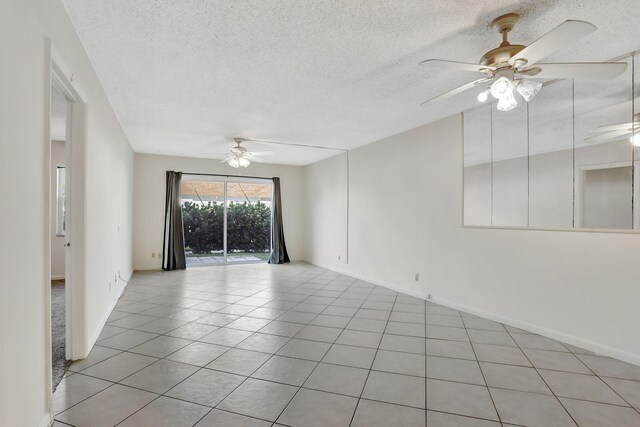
464, 53, 639, 231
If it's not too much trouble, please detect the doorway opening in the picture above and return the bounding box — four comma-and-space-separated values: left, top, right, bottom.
50, 80, 71, 390
577, 163, 633, 229
180, 175, 273, 265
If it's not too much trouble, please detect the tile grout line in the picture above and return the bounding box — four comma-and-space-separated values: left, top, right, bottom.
502, 327, 581, 426
108, 265, 324, 427
155, 272, 334, 425
347, 289, 399, 427
272, 275, 376, 426
67, 346, 637, 419
564, 349, 640, 416
460, 312, 503, 424
57, 270, 314, 422
195, 271, 358, 425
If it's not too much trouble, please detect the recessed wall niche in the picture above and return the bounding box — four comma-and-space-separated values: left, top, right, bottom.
463, 53, 639, 231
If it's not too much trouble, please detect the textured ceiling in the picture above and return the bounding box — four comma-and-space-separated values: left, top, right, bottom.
61, 0, 640, 165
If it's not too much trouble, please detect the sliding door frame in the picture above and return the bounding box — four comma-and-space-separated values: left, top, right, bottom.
181, 173, 273, 265
223, 180, 228, 263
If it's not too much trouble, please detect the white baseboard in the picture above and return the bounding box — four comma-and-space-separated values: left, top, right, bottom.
306, 260, 427, 301
430, 295, 640, 367
134, 264, 161, 271
38, 413, 52, 427
86, 299, 117, 358
305, 259, 640, 367
85, 269, 132, 357
50, 274, 65, 280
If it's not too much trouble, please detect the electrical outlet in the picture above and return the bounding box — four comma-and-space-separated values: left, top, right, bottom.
414, 273, 420, 282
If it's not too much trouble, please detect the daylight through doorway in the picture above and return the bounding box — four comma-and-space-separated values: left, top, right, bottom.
50, 81, 70, 391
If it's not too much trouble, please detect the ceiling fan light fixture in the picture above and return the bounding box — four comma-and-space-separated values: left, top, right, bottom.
420, 15, 626, 114
477, 88, 491, 102
630, 133, 640, 147
228, 155, 251, 168
516, 79, 542, 102
490, 76, 514, 100
227, 157, 240, 168
496, 91, 518, 111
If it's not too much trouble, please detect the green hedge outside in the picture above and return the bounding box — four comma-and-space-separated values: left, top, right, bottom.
182, 201, 271, 254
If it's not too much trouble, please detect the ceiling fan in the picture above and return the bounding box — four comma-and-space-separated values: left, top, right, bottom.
585, 113, 640, 146
419, 13, 627, 112
204, 137, 274, 168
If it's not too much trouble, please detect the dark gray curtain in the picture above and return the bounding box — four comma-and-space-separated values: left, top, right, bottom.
162, 171, 186, 270
268, 177, 290, 264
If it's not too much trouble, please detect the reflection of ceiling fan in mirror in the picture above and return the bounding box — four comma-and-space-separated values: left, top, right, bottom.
586, 114, 640, 146
203, 138, 275, 168
419, 13, 628, 112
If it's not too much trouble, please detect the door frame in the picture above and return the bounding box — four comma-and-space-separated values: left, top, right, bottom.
574, 160, 638, 228
44, 40, 88, 414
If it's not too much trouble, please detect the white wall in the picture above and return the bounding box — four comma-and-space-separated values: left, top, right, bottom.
133, 153, 306, 270
51, 140, 66, 279
0, 0, 134, 425
304, 114, 640, 366
305, 153, 349, 267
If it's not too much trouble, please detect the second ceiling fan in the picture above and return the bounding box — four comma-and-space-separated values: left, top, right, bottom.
205, 138, 275, 168
420, 13, 627, 111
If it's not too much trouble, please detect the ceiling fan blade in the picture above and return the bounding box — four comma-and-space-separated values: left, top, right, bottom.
509, 20, 596, 67
246, 151, 275, 156
583, 129, 633, 144
421, 77, 493, 106
520, 62, 627, 80
219, 156, 235, 163
589, 122, 636, 133
419, 59, 495, 74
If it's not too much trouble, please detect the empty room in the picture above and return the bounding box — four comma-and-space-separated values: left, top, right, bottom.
3, 0, 640, 426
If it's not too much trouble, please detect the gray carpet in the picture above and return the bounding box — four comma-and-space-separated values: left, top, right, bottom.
51, 280, 69, 391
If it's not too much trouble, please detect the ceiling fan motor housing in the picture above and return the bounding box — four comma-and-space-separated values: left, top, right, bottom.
480, 44, 526, 68
480, 13, 526, 68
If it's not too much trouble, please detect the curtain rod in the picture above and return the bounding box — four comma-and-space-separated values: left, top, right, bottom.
180, 171, 274, 180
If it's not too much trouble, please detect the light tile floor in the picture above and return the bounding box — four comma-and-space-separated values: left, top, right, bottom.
53, 262, 640, 426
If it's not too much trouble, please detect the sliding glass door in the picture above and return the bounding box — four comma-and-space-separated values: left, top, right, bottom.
180, 179, 225, 265
226, 181, 272, 262
180, 175, 273, 266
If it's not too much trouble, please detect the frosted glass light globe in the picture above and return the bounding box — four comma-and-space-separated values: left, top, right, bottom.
477, 89, 490, 103
496, 92, 518, 111
490, 77, 514, 100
